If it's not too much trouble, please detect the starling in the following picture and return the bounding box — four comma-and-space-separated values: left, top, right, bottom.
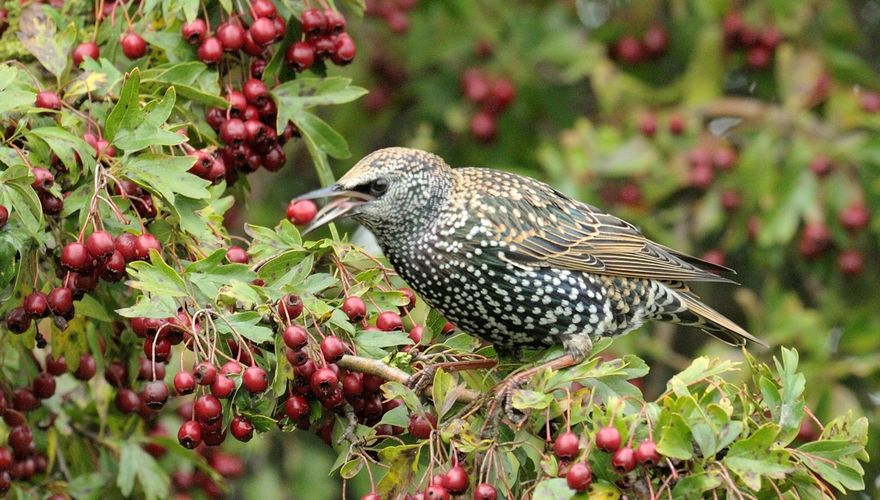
297, 148, 763, 371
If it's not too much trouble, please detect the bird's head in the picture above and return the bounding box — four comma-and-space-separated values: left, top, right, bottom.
295, 147, 454, 241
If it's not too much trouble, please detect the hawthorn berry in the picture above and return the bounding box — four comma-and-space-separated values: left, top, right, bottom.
135, 233, 161, 260
362, 493, 381, 500
5, 307, 30, 334
198, 36, 224, 64
376, 311, 403, 331
566, 462, 592, 492
320, 335, 345, 363
283, 325, 309, 350
286, 41, 316, 71
115, 388, 141, 414
99, 250, 127, 281
121, 32, 147, 59
279, 293, 304, 319
284, 395, 311, 420
635, 439, 661, 465
838, 249, 865, 277
7, 426, 33, 454
301, 9, 327, 36
114, 233, 139, 262
23, 292, 48, 318
142, 380, 169, 410
596, 425, 621, 452
473, 483, 497, 500
35, 91, 62, 110
211, 374, 236, 398
73, 354, 96, 380
61, 242, 91, 272
287, 200, 318, 225
408, 413, 437, 439
242, 366, 269, 393
243, 78, 269, 106
469, 110, 496, 142
0, 205, 7, 228
217, 21, 246, 51
72, 41, 100, 66
553, 431, 580, 460
225, 246, 249, 264
342, 372, 364, 397
425, 485, 450, 500
174, 371, 196, 395
230, 415, 254, 442
443, 464, 469, 495
611, 446, 637, 473
310, 367, 338, 398
250, 17, 277, 45
46, 354, 67, 375
331, 33, 357, 65
840, 203, 870, 233
86, 230, 115, 260
13, 388, 39, 412
195, 395, 223, 423
104, 361, 127, 387
181, 19, 207, 44
643, 24, 669, 57
252, 0, 277, 18
178, 420, 203, 449
220, 118, 247, 144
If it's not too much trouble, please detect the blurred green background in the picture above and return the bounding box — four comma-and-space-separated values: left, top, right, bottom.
227, 0, 880, 497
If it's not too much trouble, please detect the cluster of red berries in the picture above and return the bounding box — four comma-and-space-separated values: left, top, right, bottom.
0, 397, 50, 492
686, 144, 738, 191
284, 8, 356, 72
365, 0, 418, 34
610, 24, 670, 65
460, 68, 517, 143
638, 111, 687, 138
721, 11, 783, 70
200, 82, 294, 182
183, 1, 286, 65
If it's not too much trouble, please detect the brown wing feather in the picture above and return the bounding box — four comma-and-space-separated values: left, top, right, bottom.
460, 168, 734, 283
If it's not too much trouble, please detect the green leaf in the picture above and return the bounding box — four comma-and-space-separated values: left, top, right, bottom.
116, 294, 180, 319
671, 471, 722, 498
382, 381, 422, 414
117, 442, 170, 500
114, 87, 184, 152
431, 368, 456, 420
666, 357, 738, 397
290, 109, 351, 159
28, 127, 97, 184
124, 153, 210, 202
17, 6, 75, 78
272, 77, 368, 111
125, 251, 188, 297
656, 411, 694, 460
377, 403, 409, 428
723, 424, 793, 491
354, 331, 413, 350
215, 311, 274, 344
105, 69, 143, 141
797, 440, 866, 492
532, 478, 575, 500
187, 249, 254, 300
141, 61, 226, 106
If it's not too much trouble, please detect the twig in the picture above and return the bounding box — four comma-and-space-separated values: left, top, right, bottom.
337, 354, 482, 403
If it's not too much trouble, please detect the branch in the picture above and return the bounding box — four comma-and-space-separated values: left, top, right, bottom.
337, 354, 484, 404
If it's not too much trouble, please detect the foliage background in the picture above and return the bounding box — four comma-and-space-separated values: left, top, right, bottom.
240, 0, 880, 497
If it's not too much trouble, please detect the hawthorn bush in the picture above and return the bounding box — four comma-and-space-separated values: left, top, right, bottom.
0, 1, 875, 499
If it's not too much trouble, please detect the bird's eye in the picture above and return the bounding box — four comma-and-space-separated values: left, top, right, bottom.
369, 178, 389, 197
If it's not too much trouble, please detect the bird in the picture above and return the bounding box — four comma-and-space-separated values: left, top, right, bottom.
296, 147, 763, 388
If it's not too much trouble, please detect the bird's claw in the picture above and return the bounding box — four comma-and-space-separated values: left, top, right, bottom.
406, 364, 437, 394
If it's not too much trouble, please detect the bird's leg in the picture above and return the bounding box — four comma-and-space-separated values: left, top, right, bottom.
405, 358, 498, 394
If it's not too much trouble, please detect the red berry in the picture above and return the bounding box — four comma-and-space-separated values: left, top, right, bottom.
181, 19, 207, 44
553, 431, 580, 460
121, 32, 147, 59
668, 114, 685, 135
635, 439, 661, 465
362, 493, 381, 500
4, 308, 28, 333
242, 366, 269, 393
197, 36, 224, 64
230, 415, 254, 442
217, 21, 246, 51
760, 27, 783, 50
194, 395, 222, 423
331, 33, 356, 66
474, 483, 497, 500
86, 230, 115, 260
252, 0, 277, 18
73, 41, 100, 66
262, 144, 286, 171
225, 246, 249, 264
61, 242, 91, 272
287, 200, 317, 225
469, 110, 497, 143
690, 162, 715, 190
286, 41, 316, 71
0, 204, 7, 228
860, 91, 880, 113
211, 374, 236, 398
32, 372, 56, 399
114, 233, 138, 262
243, 79, 269, 107
566, 462, 592, 492
114, 388, 140, 414
144, 335, 171, 362
35, 91, 62, 110
612, 446, 637, 472
282, 324, 308, 349
47, 286, 74, 316
320, 336, 346, 363
284, 395, 311, 420
425, 485, 449, 500
310, 367, 338, 398
46, 354, 67, 376
104, 361, 127, 387
220, 118, 247, 144
838, 249, 864, 277
300, 9, 327, 36
408, 413, 436, 439
139, 358, 166, 381
178, 421, 203, 449
701, 249, 726, 267
720, 190, 741, 213
443, 464, 469, 495
221, 360, 244, 375
342, 372, 363, 397
799, 222, 832, 259
461, 68, 490, 103
486, 78, 516, 112
31, 167, 55, 190
7, 426, 33, 454
141, 380, 169, 410
712, 148, 737, 171
375, 311, 403, 332
840, 203, 870, 233
639, 113, 657, 137
134, 233, 161, 260
341, 296, 366, 321
408, 325, 423, 345
174, 371, 196, 395
809, 155, 834, 177
23, 292, 48, 318
614, 36, 644, 64
278, 293, 304, 320
250, 17, 277, 45
74, 354, 97, 380
99, 250, 127, 281
596, 425, 621, 452
643, 24, 669, 57
746, 46, 772, 69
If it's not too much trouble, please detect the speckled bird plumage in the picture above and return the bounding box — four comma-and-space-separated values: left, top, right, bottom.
304, 147, 762, 358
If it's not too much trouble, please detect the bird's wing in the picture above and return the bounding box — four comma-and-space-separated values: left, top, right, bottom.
458, 168, 734, 283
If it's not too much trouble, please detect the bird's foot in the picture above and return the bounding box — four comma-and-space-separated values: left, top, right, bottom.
405, 364, 437, 395
480, 376, 529, 437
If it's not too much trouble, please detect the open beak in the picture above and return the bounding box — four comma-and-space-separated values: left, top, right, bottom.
294, 185, 374, 235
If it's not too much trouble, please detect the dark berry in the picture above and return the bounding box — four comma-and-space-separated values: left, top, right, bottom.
99, 250, 126, 281
838, 249, 865, 277
310, 367, 338, 398
230, 415, 254, 442
5, 307, 30, 334
61, 242, 91, 272
114, 233, 139, 262
7, 426, 33, 454
197, 37, 224, 64
47, 286, 74, 316
285, 41, 315, 71
220, 118, 247, 144
115, 388, 141, 414
194, 395, 222, 423
407, 413, 436, 439
104, 361, 127, 387
74, 354, 96, 380
243, 78, 269, 107
300, 9, 327, 36
46, 354, 67, 375
23, 292, 48, 318
284, 395, 310, 419
249, 17, 276, 45
141, 380, 169, 410
86, 230, 115, 259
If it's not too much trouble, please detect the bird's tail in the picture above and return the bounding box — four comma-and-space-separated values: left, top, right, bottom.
658, 286, 765, 347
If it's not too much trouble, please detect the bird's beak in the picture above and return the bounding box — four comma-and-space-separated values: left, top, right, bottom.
294, 185, 375, 235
